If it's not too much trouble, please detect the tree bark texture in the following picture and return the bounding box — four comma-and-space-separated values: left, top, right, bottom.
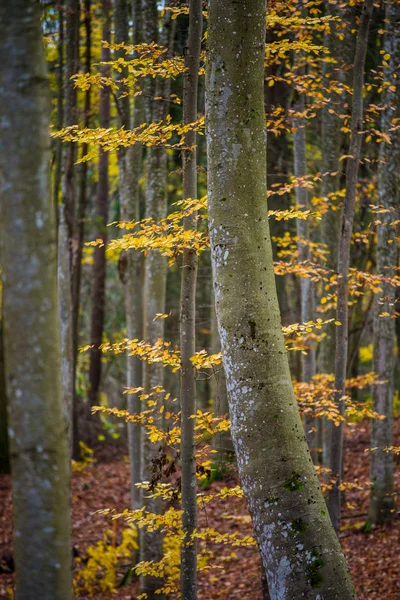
140, 5, 176, 597
88, 0, 111, 407
0, 1, 73, 596
293, 90, 317, 460
368, 1, 400, 526
180, 2, 202, 598
116, 0, 144, 511
0, 314, 10, 474
59, 0, 79, 456
206, 1, 356, 598
319, 0, 356, 471
328, 0, 374, 535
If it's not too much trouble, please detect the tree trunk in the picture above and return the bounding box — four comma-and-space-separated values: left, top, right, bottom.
328, 0, 374, 535
206, 2, 356, 598
180, 2, 202, 598
72, 0, 92, 458
319, 0, 355, 472
88, 0, 111, 407
116, 0, 144, 511
292, 89, 317, 460
140, 5, 175, 598
368, 0, 400, 526
59, 0, 79, 455
0, 1, 72, 596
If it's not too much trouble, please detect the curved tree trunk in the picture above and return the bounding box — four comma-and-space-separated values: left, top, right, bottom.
206, 1, 356, 598
368, 1, 400, 526
0, 1, 72, 596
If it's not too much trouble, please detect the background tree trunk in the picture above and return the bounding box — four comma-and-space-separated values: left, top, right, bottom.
88, 0, 111, 408
0, 1, 72, 596
328, 0, 374, 535
180, 2, 202, 597
368, 0, 400, 526
206, 1, 356, 597
140, 5, 175, 597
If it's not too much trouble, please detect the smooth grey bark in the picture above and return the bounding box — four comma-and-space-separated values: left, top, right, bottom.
116, 0, 144, 511
59, 0, 79, 456
72, 0, 92, 459
88, 0, 111, 407
206, 1, 356, 598
0, 1, 72, 597
368, 1, 400, 525
328, 0, 374, 535
319, 1, 355, 471
140, 5, 175, 597
292, 90, 317, 460
180, 2, 202, 598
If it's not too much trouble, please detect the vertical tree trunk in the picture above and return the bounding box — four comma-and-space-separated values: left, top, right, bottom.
319, 1, 355, 471
140, 6, 176, 597
88, 0, 111, 407
116, 0, 144, 511
59, 0, 79, 453
292, 90, 317, 460
206, 2, 356, 598
368, 1, 400, 526
72, 0, 92, 458
328, 0, 374, 535
0, 1, 72, 596
180, 3, 202, 598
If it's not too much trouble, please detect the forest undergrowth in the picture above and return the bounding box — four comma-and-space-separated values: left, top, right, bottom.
1, 419, 399, 600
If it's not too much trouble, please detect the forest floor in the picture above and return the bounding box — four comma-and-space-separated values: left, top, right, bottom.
1, 419, 400, 599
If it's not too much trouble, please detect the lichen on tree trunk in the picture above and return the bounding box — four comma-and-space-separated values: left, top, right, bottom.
206, 1, 356, 597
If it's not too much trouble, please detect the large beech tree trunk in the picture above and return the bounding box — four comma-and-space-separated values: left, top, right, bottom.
368, 1, 400, 526
206, 1, 356, 598
0, 1, 72, 596
328, 0, 374, 535
180, 2, 202, 597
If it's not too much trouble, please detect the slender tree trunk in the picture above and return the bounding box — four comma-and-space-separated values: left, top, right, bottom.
140, 6, 176, 597
180, 3, 202, 598
206, 2, 356, 598
319, 0, 355, 471
88, 0, 111, 407
72, 0, 92, 458
328, 0, 374, 535
59, 0, 79, 454
293, 89, 317, 460
115, 0, 144, 511
0, 2, 72, 596
368, 1, 400, 526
